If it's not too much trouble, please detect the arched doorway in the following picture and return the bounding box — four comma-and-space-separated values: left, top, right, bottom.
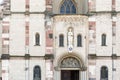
60, 57, 82, 80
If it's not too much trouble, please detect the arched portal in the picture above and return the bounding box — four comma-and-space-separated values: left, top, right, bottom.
56, 55, 86, 80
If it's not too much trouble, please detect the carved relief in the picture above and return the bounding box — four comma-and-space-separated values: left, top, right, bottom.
60, 57, 80, 68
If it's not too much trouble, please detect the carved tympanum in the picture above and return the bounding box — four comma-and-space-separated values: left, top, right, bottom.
60, 57, 80, 68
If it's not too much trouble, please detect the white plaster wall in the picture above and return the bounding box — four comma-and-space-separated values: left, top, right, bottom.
29, 14, 45, 56
0, 20, 2, 57
9, 60, 25, 80
116, 0, 120, 11
96, 13, 112, 56
53, 16, 88, 66
115, 13, 120, 56
10, 14, 25, 55
11, 0, 25, 12
29, 0, 45, 12
8, 59, 45, 80
96, 60, 112, 80
96, 0, 112, 11
29, 59, 45, 80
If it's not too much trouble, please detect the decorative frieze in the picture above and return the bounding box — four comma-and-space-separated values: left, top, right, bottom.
53, 15, 88, 25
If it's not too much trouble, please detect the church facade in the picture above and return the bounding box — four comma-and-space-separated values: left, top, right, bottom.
1, 0, 120, 80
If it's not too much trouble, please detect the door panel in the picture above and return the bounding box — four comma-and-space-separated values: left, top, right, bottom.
61, 70, 79, 80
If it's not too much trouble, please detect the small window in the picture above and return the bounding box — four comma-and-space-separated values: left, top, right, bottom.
33, 66, 41, 80
35, 33, 40, 45
49, 33, 53, 39
77, 34, 82, 47
101, 34, 106, 46
59, 34, 64, 47
101, 66, 108, 80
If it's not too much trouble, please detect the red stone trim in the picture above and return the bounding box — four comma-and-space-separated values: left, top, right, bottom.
2, 21, 10, 54
112, 21, 116, 36
112, 0, 116, 10
46, 30, 53, 47
26, 0, 29, 10
46, 0, 52, 11
2, 26, 9, 33
25, 21, 29, 46
89, 21, 96, 30
112, 21, 116, 26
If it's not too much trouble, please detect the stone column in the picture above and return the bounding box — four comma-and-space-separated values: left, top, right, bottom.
84, 71, 87, 80
25, 60, 29, 80
54, 70, 60, 80
80, 71, 84, 80
80, 71, 87, 80
54, 66, 60, 80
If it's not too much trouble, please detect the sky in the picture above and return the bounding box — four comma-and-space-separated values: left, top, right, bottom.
0, 0, 3, 4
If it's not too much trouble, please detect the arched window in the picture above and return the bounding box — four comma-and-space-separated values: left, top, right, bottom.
60, 0, 76, 14
101, 66, 108, 80
77, 34, 82, 47
33, 66, 41, 80
35, 33, 40, 45
59, 34, 64, 47
102, 34, 106, 46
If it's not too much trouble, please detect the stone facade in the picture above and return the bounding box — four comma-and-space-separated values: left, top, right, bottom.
0, 0, 120, 80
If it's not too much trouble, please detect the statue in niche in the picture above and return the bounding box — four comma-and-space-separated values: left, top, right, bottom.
61, 57, 80, 68
67, 28, 74, 47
